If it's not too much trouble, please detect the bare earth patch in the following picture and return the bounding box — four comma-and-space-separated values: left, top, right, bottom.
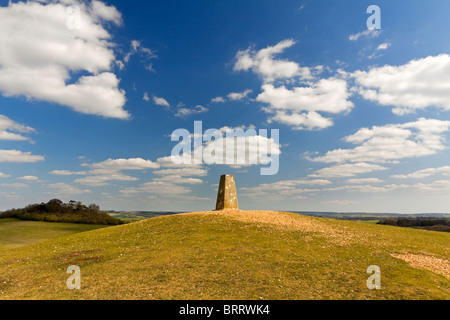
392, 253, 450, 278
184, 210, 359, 246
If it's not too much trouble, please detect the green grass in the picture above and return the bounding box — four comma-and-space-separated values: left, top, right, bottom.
0, 211, 448, 300
0, 219, 108, 251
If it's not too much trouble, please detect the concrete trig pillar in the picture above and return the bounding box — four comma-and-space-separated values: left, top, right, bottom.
215, 175, 239, 210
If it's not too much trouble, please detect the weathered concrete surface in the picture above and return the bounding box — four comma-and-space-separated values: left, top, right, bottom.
215, 175, 239, 210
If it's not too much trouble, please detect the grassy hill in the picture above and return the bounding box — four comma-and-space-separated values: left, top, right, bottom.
0, 210, 448, 300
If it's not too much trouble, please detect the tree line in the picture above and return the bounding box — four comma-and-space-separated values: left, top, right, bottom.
378, 218, 450, 232
0, 199, 123, 225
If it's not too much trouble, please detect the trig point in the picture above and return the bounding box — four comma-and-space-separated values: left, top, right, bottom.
215, 175, 239, 210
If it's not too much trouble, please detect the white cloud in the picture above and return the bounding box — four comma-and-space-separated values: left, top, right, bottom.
123, 40, 157, 66
391, 166, 450, 179
175, 105, 208, 117
49, 170, 87, 176
257, 78, 354, 130
124, 40, 140, 63
0, 115, 36, 141
240, 179, 329, 199
201, 129, 282, 167
18, 175, 39, 182
155, 157, 207, 183
210, 90, 253, 104
167, 125, 281, 169
75, 173, 139, 187
0, 1, 128, 119
154, 167, 208, 178
310, 118, 450, 163
143, 92, 150, 101
234, 39, 311, 83
325, 184, 393, 193
233, 40, 354, 131
349, 29, 381, 41
353, 54, 450, 115
414, 180, 450, 192
47, 183, 92, 195
153, 96, 170, 107
156, 155, 197, 168
75, 158, 159, 186
309, 163, 388, 178
0, 172, 11, 178
377, 42, 391, 50
126, 181, 192, 196
89, 0, 122, 25
268, 110, 333, 131
120, 155, 208, 198
86, 158, 159, 172
0, 150, 44, 163
347, 178, 383, 184
153, 175, 203, 185
1, 183, 30, 189
211, 96, 226, 103
227, 89, 253, 101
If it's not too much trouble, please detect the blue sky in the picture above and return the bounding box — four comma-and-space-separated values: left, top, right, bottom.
1, 0, 450, 213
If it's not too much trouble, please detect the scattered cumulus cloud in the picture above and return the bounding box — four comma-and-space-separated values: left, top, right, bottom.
0, 150, 44, 163
210, 90, 252, 104
0, 0, 128, 119
0, 115, 36, 141
240, 179, 330, 200
120, 156, 209, 199
234, 40, 353, 130
349, 29, 381, 41
175, 105, 208, 117
75, 158, 159, 186
153, 96, 170, 107
234, 39, 312, 83
347, 178, 384, 184
309, 163, 388, 178
49, 170, 87, 176
227, 89, 253, 101
211, 96, 226, 103
257, 78, 354, 130
309, 118, 450, 164
18, 176, 39, 182
377, 42, 391, 50
353, 54, 450, 115
123, 40, 157, 70
46, 183, 92, 196
391, 166, 450, 179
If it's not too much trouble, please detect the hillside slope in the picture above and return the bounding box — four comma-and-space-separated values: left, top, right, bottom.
0, 210, 449, 300
0, 219, 108, 251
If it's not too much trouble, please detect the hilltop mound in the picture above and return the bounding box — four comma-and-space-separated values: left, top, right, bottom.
0, 210, 448, 300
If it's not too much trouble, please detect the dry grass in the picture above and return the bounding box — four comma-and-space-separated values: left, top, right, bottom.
392, 253, 450, 278
185, 210, 362, 246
